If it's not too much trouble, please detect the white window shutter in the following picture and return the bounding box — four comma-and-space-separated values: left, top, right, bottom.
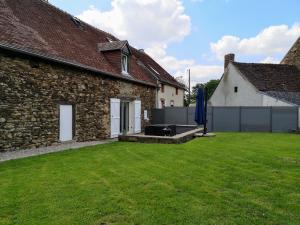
110, 98, 120, 138
134, 100, 141, 133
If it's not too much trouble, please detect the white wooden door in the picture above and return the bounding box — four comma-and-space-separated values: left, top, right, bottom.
110, 98, 120, 138
134, 100, 141, 133
59, 105, 73, 142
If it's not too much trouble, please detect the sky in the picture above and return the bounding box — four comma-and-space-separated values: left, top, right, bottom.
49, 0, 300, 86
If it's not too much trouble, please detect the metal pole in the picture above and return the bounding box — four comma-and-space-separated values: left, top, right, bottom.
188, 69, 191, 107
203, 87, 208, 134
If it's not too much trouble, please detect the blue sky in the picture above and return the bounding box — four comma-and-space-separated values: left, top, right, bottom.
49, 0, 300, 85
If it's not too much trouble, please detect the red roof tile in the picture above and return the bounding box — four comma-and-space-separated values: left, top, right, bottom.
233, 62, 300, 92
132, 48, 185, 89
0, 0, 182, 88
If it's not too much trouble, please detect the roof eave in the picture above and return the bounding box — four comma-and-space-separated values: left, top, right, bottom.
122, 41, 132, 54
137, 58, 185, 90
259, 91, 299, 106
160, 80, 187, 90
0, 43, 157, 88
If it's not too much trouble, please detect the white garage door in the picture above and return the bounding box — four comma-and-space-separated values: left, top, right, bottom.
59, 105, 73, 142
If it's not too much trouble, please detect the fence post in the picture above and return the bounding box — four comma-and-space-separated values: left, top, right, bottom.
186, 107, 189, 125
298, 107, 300, 130
212, 107, 214, 132
296, 107, 298, 129
270, 107, 273, 132
239, 107, 242, 132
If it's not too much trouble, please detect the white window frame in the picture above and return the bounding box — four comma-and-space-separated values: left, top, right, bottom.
144, 110, 149, 121
121, 54, 128, 74
170, 100, 175, 107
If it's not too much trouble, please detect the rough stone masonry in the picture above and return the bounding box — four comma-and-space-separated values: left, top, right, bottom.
0, 51, 156, 151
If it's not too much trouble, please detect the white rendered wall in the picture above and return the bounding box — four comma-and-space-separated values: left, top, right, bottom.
157, 84, 184, 108
209, 64, 263, 106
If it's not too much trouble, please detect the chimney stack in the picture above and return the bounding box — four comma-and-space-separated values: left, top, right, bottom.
224, 53, 235, 69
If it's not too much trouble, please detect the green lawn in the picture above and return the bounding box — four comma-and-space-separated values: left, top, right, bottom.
0, 133, 300, 225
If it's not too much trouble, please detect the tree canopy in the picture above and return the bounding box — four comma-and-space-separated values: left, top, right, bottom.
189, 79, 220, 104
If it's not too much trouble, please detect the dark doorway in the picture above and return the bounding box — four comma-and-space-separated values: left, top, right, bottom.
120, 101, 129, 134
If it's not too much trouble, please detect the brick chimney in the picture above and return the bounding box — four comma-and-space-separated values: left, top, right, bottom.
224, 53, 235, 69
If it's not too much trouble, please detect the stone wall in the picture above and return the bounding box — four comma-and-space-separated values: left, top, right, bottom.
282, 37, 300, 70
0, 51, 156, 151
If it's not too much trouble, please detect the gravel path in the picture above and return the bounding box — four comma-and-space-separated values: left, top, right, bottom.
0, 139, 117, 162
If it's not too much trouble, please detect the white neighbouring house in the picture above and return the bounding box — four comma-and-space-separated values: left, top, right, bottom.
209, 37, 300, 108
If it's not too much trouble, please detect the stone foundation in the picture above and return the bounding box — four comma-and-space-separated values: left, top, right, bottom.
0, 51, 155, 151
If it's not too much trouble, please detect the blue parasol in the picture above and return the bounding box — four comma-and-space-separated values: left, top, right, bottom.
194, 88, 205, 125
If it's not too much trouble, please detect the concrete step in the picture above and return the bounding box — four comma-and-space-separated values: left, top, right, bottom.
194, 133, 216, 138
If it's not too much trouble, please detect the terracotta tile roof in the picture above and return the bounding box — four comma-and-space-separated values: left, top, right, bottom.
265, 91, 300, 106
0, 0, 182, 88
132, 48, 186, 89
233, 62, 300, 92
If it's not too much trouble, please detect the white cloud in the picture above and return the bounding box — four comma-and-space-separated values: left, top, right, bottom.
78, 0, 191, 48
77, 1, 300, 85
145, 44, 194, 72
177, 65, 223, 87
77, 0, 222, 84
211, 23, 300, 60
260, 57, 280, 64
145, 45, 223, 86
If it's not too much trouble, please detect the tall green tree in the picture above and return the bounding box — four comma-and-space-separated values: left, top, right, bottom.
189, 79, 220, 104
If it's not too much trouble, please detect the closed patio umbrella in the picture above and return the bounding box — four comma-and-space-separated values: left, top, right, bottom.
195, 87, 208, 134
195, 88, 205, 125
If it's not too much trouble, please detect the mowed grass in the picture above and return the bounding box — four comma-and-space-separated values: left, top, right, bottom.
0, 133, 300, 225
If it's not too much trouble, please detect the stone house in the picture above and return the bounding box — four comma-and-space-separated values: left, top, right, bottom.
133, 50, 186, 108
0, 0, 184, 151
209, 38, 300, 107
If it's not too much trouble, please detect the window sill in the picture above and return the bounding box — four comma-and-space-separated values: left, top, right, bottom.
122, 71, 130, 76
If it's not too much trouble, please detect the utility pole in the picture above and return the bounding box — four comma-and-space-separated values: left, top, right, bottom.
188, 69, 191, 107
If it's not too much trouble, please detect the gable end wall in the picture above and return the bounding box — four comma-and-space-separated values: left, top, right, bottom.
209, 64, 263, 106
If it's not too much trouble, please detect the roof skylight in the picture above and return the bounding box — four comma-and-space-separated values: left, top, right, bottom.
71, 16, 83, 28
106, 37, 114, 42
149, 65, 160, 75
